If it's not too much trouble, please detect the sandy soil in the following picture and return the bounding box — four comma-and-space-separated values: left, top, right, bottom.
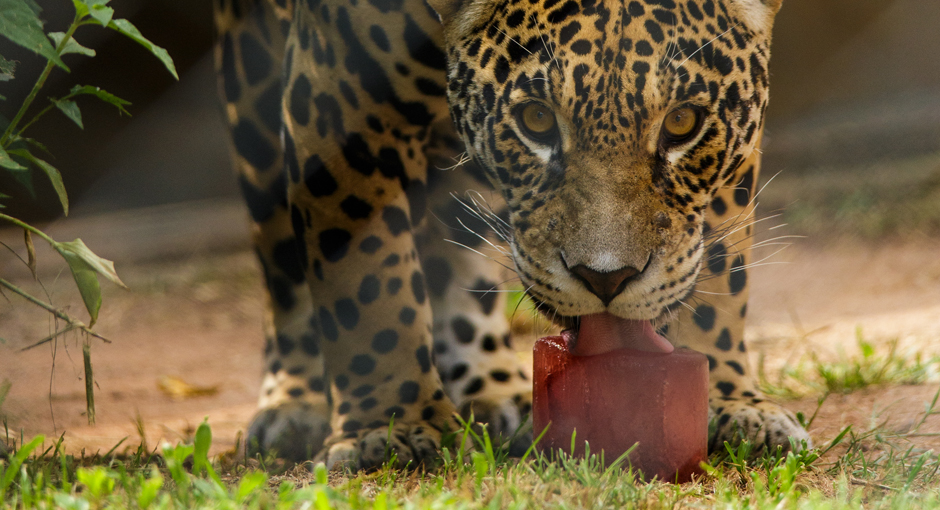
2, 226, 940, 460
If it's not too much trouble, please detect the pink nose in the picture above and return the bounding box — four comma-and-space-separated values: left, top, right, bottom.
568, 264, 642, 306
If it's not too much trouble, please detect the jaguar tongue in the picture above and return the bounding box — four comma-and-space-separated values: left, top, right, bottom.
565, 312, 674, 356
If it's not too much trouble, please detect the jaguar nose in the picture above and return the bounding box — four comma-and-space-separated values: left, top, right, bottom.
567, 263, 643, 306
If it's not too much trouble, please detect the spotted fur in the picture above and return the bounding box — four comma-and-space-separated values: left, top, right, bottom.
215, 0, 809, 469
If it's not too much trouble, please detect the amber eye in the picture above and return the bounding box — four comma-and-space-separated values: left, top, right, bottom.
517, 102, 558, 142
661, 107, 701, 145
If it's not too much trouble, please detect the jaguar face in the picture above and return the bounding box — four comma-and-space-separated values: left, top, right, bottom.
437, 0, 780, 326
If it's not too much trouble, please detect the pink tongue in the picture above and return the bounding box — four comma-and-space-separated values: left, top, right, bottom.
566, 312, 674, 356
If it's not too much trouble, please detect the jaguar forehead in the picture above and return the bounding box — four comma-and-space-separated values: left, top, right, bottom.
434, 0, 783, 36
444, 0, 775, 151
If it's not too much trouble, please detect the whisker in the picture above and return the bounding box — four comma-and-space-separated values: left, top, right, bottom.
465, 190, 512, 229
714, 230, 798, 255
443, 239, 517, 272
457, 195, 513, 242
674, 24, 738, 78
453, 209, 511, 248
661, 11, 681, 69
749, 236, 802, 249
708, 212, 783, 245
428, 207, 504, 250
495, 27, 532, 56
509, 283, 538, 325
693, 290, 734, 296
675, 299, 696, 313
454, 217, 511, 257
532, 14, 562, 75
436, 152, 472, 171
459, 275, 523, 295
749, 169, 785, 207
462, 287, 523, 294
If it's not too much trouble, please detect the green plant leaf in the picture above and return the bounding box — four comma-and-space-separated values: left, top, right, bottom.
5, 163, 34, 197
71, 0, 89, 18
0, 145, 26, 170
21, 0, 41, 15
47, 237, 125, 327
1, 145, 34, 196
72, 0, 114, 26
0, 0, 68, 71
60, 248, 102, 325
0, 53, 15, 81
137, 469, 163, 509
236, 471, 268, 502
87, 5, 113, 27
48, 32, 96, 57
8, 149, 69, 215
54, 238, 126, 288
25, 229, 37, 278
105, 19, 177, 80
192, 419, 211, 477
79, 0, 112, 7
69, 85, 131, 115
54, 99, 83, 129
21, 137, 51, 156
0, 435, 45, 493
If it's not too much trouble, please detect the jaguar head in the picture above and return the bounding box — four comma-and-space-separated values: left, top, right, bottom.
431, 0, 782, 326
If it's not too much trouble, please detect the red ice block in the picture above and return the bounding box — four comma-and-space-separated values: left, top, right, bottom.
533, 335, 708, 483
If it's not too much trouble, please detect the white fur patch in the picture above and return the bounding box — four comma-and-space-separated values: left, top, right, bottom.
666, 147, 688, 166
588, 251, 624, 272
531, 146, 553, 165
730, 0, 775, 33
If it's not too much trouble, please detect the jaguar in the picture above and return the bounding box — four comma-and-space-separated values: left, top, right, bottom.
213, 0, 811, 470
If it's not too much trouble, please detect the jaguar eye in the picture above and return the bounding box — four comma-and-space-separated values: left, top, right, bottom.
516, 102, 558, 143
661, 106, 702, 145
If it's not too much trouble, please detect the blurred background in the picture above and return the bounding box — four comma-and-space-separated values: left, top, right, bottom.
0, 0, 939, 454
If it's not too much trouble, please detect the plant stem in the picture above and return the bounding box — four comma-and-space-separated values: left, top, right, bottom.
0, 212, 58, 247
0, 277, 108, 345
83, 341, 96, 425
0, 14, 82, 146
13, 101, 62, 140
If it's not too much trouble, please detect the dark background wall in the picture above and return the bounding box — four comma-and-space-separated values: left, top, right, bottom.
0, 0, 221, 220
1, 0, 937, 221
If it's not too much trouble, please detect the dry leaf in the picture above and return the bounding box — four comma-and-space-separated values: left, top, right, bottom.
157, 375, 219, 400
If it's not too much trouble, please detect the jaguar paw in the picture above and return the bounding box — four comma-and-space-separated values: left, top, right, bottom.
246, 401, 332, 462
315, 419, 463, 471
709, 399, 812, 455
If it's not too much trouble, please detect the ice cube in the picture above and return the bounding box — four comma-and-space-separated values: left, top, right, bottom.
533, 336, 708, 483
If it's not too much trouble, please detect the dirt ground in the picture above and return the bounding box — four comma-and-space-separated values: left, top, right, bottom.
2, 213, 940, 462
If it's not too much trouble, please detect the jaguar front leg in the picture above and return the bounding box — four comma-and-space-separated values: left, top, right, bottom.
279, 5, 466, 470
293, 177, 463, 470
664, 148, 812, 454
246, 208, 334, 461
419, 168, 533, 456
215, 0, 331, 462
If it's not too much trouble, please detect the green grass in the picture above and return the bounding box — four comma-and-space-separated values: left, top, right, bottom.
5, 320, 940, 508
759, 327, 940, 400
4, 404, 940, 509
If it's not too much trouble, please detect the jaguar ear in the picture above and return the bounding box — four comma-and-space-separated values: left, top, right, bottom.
425, 0, 462, 24
425, 0, 494, 29
731, 0, 783, 33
